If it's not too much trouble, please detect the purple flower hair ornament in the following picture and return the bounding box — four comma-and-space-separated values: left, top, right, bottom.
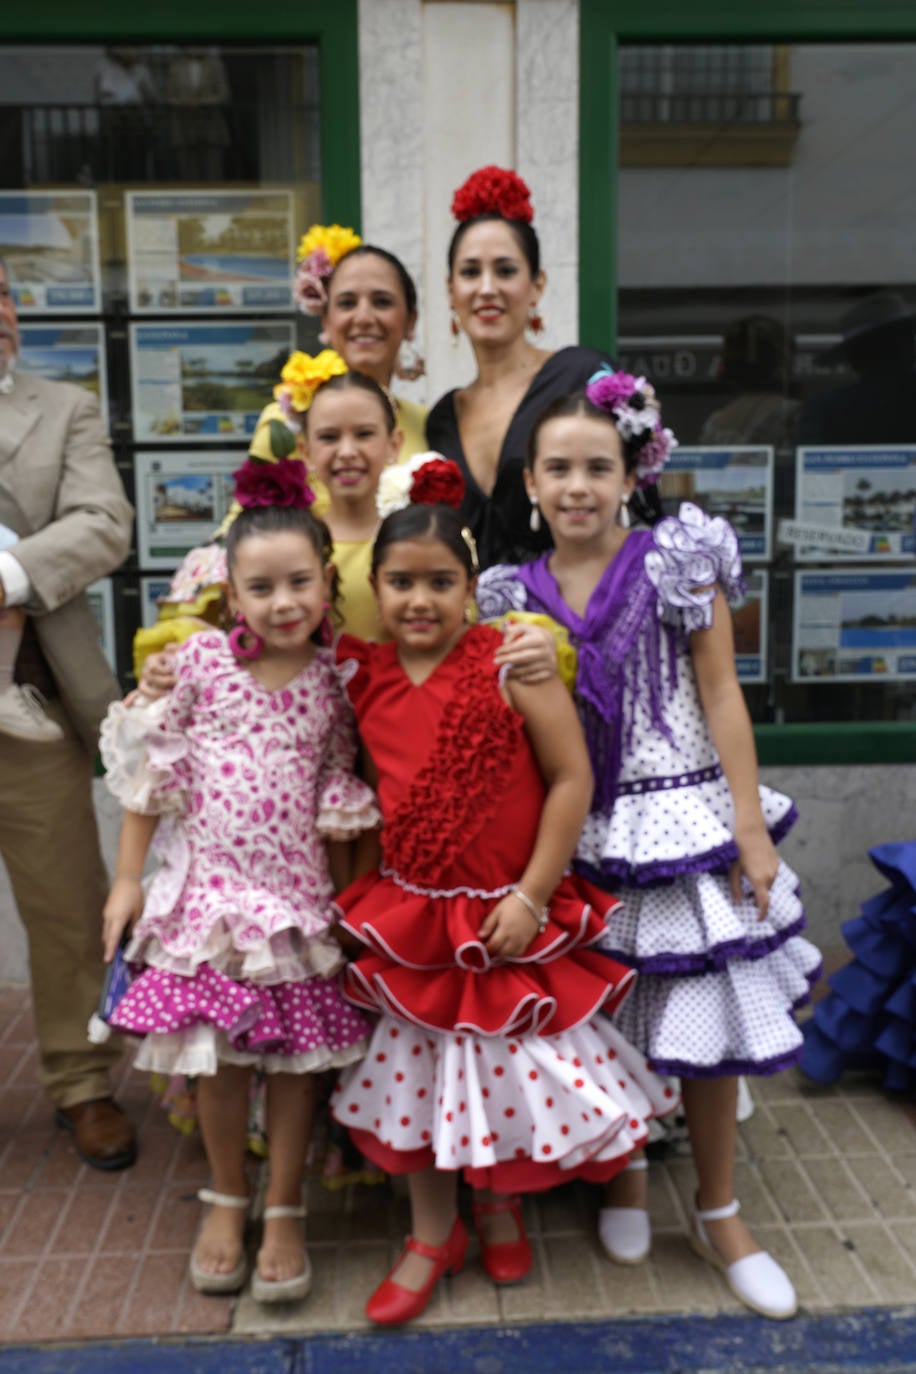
585, 365, 677, 488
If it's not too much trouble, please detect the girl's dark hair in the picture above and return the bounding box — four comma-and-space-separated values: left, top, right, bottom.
305, 369, 397, 433
225, 505, 340, 640
447, 213, 540, 277
526, 392, 663, 525
325, 244, 418, 318
371, 504, 477, 579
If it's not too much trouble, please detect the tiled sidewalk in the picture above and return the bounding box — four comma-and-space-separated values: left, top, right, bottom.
2, 977, 916, 1346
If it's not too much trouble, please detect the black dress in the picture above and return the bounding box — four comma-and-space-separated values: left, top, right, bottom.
426, 346, 612, 569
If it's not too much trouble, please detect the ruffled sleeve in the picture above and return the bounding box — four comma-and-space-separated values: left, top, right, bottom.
475, 564, 529, 620
644, 501, 745, 634
99, 637, 204, 814
316, 659, 381, 841
334, 632, 376, 713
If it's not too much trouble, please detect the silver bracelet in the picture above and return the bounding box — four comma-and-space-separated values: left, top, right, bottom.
512, 887, 549, 933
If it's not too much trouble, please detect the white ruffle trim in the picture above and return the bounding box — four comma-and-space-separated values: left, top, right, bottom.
316, 804, 381, 841
126, 924, 344, 984
333, 1015, 679, 1173
614, 935, 823, 1074
133, 1023, 368, 1077
603, 861, 803, 966
578, 779, 794, 876
100, 697, 186, 815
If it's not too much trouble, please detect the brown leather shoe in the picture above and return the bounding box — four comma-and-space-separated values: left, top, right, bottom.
55, 1097, 137, 1171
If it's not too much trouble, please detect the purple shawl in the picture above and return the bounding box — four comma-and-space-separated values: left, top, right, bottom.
513, 534, 678, 810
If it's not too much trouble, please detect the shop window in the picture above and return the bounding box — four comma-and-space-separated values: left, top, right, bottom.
616, 42, 916, 729
619, 44, 801, 165
0, 44, 324, 678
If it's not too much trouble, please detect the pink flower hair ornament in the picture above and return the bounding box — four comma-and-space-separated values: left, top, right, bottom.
585, 365, 677, 488
232, 456, 316, 511
293, 224, 362, 317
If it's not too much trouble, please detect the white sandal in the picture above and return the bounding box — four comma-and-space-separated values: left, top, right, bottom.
690, 1198, 797, 1320
189, 1188, 249, 1294
251, 1203, 312, 1305
598, 1158, 650, 1266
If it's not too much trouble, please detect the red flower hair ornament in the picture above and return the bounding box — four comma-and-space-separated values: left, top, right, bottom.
232, 456, 316, 511
451, 165, 534, 224
376, 452, 466, 519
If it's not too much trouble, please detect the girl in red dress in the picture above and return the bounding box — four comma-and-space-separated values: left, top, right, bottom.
330, 456, 676, 1324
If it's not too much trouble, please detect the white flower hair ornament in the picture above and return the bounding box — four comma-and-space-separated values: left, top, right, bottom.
585, 366, 677, 488
376, 452, 466, 519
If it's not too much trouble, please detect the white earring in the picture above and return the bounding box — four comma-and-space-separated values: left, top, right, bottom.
529, 498, 541, 533
618, 497, 630, 529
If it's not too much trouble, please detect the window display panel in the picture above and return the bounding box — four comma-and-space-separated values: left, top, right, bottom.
0, 43, 324, 680
617, 42, 916, 725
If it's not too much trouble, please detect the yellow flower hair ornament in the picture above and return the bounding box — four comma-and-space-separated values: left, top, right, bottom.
274, 348, 348, 429
294, 223, 362, 316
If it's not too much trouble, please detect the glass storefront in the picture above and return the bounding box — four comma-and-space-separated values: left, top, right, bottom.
615, 41, 916, 727
0, 42, 325, 678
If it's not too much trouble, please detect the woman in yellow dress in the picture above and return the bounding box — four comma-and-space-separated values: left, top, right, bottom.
135, 226, 427, 668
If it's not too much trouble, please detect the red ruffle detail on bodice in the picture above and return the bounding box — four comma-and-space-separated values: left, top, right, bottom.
337, 869, 632, 1037
337, 628, 539, 886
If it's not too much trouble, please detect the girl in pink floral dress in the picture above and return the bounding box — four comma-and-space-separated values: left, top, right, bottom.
100, 459, 379, 1305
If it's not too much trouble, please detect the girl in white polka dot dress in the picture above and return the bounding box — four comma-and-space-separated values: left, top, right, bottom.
477, 369, 822, 1320
99, 461, 379, 1305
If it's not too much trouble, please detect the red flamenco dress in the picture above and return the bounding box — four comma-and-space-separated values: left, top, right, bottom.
331, 625, 677, 1192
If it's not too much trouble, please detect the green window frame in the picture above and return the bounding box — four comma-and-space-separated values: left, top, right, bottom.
579, 0, 916, 765
4, 0, 361, 228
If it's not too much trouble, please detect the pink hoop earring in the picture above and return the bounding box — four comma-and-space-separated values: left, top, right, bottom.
318, 600, 334, 648
228, 613, 264, 660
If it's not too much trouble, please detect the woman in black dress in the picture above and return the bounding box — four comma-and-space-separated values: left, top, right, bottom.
427, 166, 612, 568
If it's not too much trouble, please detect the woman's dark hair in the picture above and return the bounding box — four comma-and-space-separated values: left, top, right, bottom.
305, 369, 397, 434
371, 504, 477, 579
526, 392, 662, 525
225, 504, 340, 639
447, 213, 540, 278
325, 244, 418, 318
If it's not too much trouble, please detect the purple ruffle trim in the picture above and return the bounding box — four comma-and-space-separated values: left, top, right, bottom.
648, 1046, 804, 1079
577, 804, 800, 889
648, 968, 821, 1079
617, 762, 723, 798
600, 913, 807, 977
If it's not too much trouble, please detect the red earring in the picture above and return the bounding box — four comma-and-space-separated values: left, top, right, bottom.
450, 311, 460, 339
528, 308, 544, 335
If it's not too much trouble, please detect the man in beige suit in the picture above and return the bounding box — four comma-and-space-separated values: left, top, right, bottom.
0, 261, 137, 1168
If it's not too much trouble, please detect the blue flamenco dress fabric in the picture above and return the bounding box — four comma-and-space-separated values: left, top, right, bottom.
800, 842, 916, 1092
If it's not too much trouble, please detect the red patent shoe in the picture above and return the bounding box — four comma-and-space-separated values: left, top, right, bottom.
365, 1214, 468, 1326
472, 1194, 532, 1284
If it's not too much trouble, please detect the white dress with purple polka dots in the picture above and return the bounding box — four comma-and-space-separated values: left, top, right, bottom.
477, 505, 822, 1078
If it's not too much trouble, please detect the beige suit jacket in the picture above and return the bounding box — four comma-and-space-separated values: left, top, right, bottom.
0, 373, 133, 753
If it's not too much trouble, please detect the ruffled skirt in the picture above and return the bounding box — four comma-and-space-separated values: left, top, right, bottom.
330, 866, 679, 1187
800, 842, 916, 1092
606, 860, 823, 1076
112, 963, 370, 1076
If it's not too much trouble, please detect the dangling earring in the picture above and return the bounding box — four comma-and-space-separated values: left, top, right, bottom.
228, 612, 264, 660
527, 306, 544, 336
618, 496, 631, 529
529, 497, 541, 533
450, 310, 461, 343
318, 599, 334, 648
394, 338, 425, 382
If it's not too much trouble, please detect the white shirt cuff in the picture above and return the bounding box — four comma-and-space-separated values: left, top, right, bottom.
0, 551, 32, 607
